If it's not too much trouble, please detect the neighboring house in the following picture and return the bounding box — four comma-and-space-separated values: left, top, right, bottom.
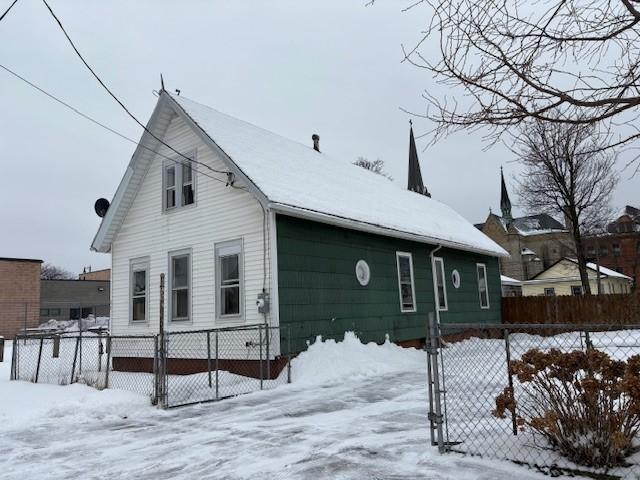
40, 279, 110, 322
521, 258, 633, 296
582, 205, 640, 288
79, 268, 111, 281
0, 257, 42, 339
90, 91, 506, 373
501, 275, 522, 297
475, 168, 574, 280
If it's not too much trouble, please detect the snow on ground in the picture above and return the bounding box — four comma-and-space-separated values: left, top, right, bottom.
0, 335, 548, 480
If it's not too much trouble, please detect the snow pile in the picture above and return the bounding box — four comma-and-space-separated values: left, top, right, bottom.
291, 331, 425, 386
38, 316, 109, 333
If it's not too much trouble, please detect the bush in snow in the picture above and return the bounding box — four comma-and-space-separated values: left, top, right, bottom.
493, 348, 640, 468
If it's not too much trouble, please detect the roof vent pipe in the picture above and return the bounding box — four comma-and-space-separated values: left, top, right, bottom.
312, 134, 320, 152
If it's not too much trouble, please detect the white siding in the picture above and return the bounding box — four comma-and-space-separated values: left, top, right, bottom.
111, 114, 277, 355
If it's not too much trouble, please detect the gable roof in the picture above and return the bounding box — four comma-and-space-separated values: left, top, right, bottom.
476, 212, 567, 237
531, 257, 632, 281
92, 92, 507, 257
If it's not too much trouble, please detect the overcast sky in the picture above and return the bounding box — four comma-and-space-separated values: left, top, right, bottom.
1, 0, 638, 274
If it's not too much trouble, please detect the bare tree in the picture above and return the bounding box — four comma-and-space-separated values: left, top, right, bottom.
399, 0, 640, 163
515, 120, 618, 294
41, 263, 75, 280
353, 157, 393, 180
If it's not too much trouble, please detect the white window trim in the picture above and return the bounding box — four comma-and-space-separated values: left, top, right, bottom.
168, 249, 192, 323
162, 151, 197, 213
129, 257, 150, 324
476, 263, 490, 309
433, 257, 448, 312
396, 251, 417, 313
215, 239, 244, 321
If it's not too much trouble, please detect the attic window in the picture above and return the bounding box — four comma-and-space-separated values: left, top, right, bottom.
163, 156, 196, 211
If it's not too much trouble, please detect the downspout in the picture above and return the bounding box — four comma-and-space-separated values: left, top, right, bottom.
429, 245, 443, 329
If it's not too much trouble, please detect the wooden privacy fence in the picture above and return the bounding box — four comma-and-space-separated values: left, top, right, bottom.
502, 293, 640, 325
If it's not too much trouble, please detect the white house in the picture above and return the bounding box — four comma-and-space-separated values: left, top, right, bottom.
91, 91, 506, 374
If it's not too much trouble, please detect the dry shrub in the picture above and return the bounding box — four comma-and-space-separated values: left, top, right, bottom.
494, 348, 640, 468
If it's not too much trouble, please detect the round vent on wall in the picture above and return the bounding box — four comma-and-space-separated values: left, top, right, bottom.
451, 269, 461, 289
355, 260, 371, 286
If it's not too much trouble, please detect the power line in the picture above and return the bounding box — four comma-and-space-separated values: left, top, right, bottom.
40, 0, 231, 177
0, 62, 231, 186
0, 0, 19, 23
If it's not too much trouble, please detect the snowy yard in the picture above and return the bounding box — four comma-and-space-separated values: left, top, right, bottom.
0, 334, 548, 480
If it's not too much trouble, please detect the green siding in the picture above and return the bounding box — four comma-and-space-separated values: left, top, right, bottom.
276, 214, 501, 353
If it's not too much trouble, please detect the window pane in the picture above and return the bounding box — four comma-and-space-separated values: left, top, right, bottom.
173, 289, 189, 319
172, 256, 188, 288
134, 270, 146, 295
477, 265, 489, 308
221, 286, 240, 315
166, 188, 176, 208
437, 285, 446, 308
182, 184, 194, 206
166, 166, 175, 187
398, 256, 411, 282
221, 255, 239, 282
435, 259, 446, 309
401, 283, 414, 308
182, 163, 192, 183
40, 309, 48, 316
132, 297, 146, 321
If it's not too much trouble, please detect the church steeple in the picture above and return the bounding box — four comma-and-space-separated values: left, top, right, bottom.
500, 166, 513, 223
407, 121, 431, 197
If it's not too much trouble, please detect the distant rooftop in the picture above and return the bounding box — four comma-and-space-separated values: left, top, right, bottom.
0, 257, 43, 263
476, 213, 566, 236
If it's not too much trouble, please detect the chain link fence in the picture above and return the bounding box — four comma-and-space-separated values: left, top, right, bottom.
11, 324, 290, 409
427, 315, 640, 478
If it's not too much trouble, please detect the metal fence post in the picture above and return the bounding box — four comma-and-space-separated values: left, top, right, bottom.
427, 312, 445, 453
504, 328, 518, 436
215, 331, 219, 400
259, 325, 264, 390
266, 324, 271, 381
11, 337, 18, 380
34, 337, 44, 383
104, 336, 112, 390
0, 336, 4, 363
287, 325, 292, 384
584, 329, 593, 350
70, 336, 80, 384
207, 331, 212, 389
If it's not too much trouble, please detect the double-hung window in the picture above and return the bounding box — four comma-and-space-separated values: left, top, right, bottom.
130, 258, 149, 323
396, 252, 416, 312
216, 240, 243, 318
433, 257, 448, 311
164, 156, 196, 211
477, 263, 490, 309
170, 251, 191, 322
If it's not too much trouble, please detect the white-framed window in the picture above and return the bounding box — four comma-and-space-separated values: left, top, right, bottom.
544, 287, 555, 296
571, 285, 583, 296
216, 240, 243, 318
130, 258, 150, 323
169, 250, 191, 322
163, 154, 196, 211
396, 252, 416, 312
476, 263, 490, 309
433, 257, 448, 311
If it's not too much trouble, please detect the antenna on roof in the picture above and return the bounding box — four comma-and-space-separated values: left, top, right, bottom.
160, 73, 165, 92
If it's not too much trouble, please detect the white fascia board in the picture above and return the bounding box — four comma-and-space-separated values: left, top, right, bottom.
270, 202, 510, 258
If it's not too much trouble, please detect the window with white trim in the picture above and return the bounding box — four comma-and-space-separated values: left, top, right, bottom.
433, 257, 448, 311
544, 287, 555, 296
477, 263, 490, 309
130, 258, 149, 322
216, 240, 243, 318
396, 252, 416, 312
169, 251, 190, 322
163, 157, 196, 211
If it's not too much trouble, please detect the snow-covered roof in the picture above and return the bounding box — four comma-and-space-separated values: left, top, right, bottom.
92, 92, 507, 257
500, 275, 521, 285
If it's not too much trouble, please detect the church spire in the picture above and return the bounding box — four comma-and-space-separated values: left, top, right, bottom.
500, 166, 513, 223
407, 121, 431, 197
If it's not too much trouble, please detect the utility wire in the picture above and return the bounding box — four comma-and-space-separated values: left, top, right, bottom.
0, 62, 230, 186
0, 0, 18, 23
40, 0, 231, 177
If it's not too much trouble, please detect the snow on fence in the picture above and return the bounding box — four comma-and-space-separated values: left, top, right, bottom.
427, 317, 640, 478
10, 325, 291, 409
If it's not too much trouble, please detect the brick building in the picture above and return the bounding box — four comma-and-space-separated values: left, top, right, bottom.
0, 257, 42, 339
78, 267, 111, 281
583, 206, 640, 288
475, 169, 574, 281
